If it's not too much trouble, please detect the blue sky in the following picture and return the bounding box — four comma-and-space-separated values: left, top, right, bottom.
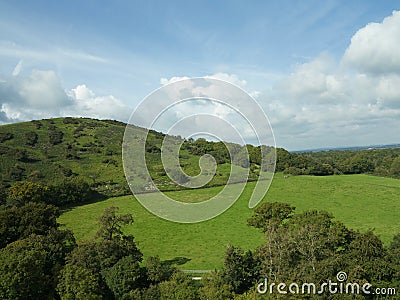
0, 1, 399, 150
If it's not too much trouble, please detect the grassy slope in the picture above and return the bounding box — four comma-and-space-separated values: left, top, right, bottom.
58, 173, 400, 270
0, 118, 252, 195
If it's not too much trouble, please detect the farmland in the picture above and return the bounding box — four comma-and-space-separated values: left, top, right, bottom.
59, 172, 400, 270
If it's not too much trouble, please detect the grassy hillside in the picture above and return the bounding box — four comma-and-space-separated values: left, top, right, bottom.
59, 173, 400, 270
0, 117, 258, 196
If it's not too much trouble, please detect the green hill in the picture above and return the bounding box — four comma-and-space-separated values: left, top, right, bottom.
0, 117, 262, 197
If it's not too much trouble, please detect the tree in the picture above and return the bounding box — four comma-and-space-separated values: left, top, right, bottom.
157, 272, 199, 300
343, 153, 374, 174
247, 202, 295, 233
390, 233, 400, 250
233, 147, 250, 168
103, 255, 146, 299
0, 185, 6, 207
220, 246, 259, 294
0, 202, 60, 248
145, 256, 176, 284
48, 177, 93, 206
0, 239, 50, 299
0, 230, 75, 299
96, 206, 133, 241
58, 206, 143, 299
48, 125, 64, 145
390, 156, 400, 177
57, 243, 110, 300
6, 181, 50, 206
199, 271, 234, 300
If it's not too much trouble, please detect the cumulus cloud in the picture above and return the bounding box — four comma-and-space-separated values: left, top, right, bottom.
261, 10, 400, 150
137, 75, 273, 146
157, 10, 400, 150
0, 69, 71, 122
0, 69, 131, 124
66, 85, 131, 121
342, 10, 400, 74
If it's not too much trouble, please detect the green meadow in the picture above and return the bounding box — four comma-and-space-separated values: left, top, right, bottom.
58, 173, 400, 270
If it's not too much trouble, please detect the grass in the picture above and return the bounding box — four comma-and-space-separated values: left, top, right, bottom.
0, 117, 257, 196
58, 173, 400, 270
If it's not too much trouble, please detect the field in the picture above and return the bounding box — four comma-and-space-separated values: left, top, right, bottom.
58, 173, 400, 270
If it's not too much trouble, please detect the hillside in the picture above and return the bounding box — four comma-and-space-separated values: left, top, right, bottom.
0, 117, 262, 197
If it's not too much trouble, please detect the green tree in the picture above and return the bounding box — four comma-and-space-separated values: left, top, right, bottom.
0, 185, 6, 207
48, 177, 93, 206
96, 206, 133, 241
0, 239, 49, 299
145, 256, 176, 284
220, 246, 259, 294
6, 181, 50, 206
48, 125, 64, 145
0, 230, 75, 299
0, 202, 60, 248
390, 156, 400, 177
157, 272, 199, 300
58, 206, 143, 299
102, 255, 146, 299
247, 202, 295, 233
199, 271, 234, 300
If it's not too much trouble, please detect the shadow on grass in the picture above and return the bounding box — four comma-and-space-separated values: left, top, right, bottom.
164, 256, 191, 266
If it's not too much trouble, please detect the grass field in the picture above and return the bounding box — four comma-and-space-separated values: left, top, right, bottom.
58, 173, 400, 270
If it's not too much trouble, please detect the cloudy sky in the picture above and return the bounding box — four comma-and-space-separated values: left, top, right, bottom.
0, 1, 399, 150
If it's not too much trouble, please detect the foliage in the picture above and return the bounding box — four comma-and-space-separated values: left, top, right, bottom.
58, 206, 143, 299
0, 202, 60, 248
0, 132, 13, 142
96, 206, 133, 240
0, 230, 75, 299
25, 131, 38, 146
6, 181, 49, 206
220, 246, 259, 294
48, 124, 64, 145
102, 255, 146, 299
196, 203, 400, 298
157, 272, 199, 300
247, 202, 295, 232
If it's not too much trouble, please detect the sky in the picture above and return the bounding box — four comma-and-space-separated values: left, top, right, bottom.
0, 0, 399, 150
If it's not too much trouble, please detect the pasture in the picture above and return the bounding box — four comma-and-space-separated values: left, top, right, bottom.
58, 173, 400, 270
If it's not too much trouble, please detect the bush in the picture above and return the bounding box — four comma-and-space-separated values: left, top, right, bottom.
48, 126, 64, 145
48, 178, 93, 206
25, 131, 38, 146
7, 181, 50, 206
0, 132, 13, 143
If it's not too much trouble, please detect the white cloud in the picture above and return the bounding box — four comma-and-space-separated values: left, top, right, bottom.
0, 69, 131, 124
66, 85, 131, 121
0, 70, 71, 122
342, 10, 400, 74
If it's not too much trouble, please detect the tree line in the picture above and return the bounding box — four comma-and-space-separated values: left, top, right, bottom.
276, 147, 400, 178
1, 198, 399, 298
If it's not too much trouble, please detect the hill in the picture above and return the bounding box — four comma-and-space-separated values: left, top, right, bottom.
0, 117, 264, 197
